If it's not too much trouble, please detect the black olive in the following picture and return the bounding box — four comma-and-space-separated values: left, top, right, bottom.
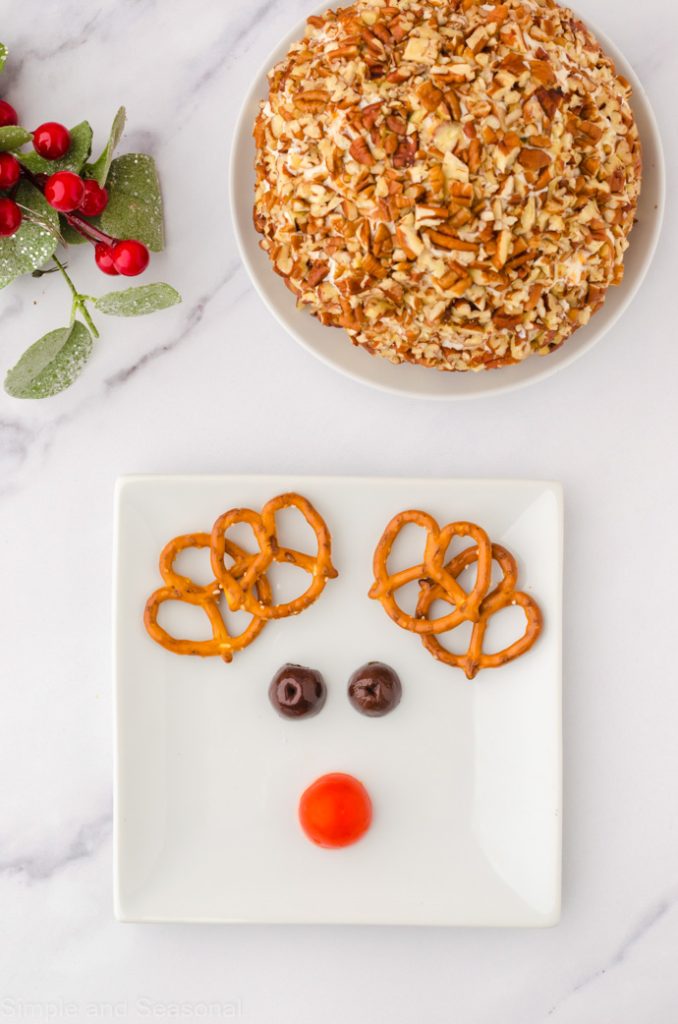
348, 662, 402, 717
268, 664, 327, 719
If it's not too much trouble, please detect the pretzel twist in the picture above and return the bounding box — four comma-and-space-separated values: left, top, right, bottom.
210, 492, 338, 620
416, 543, 542, 679
144, 493, 337, 661
368, 510, 492, 634
143, 533, 271, 662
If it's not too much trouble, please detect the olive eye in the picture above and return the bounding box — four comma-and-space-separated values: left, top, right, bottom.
347, 662, 402, 717
268, 664, 327, 719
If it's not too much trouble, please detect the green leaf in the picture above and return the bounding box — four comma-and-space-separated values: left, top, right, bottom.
86, 106, 126, 187
18, 121, 93, 174
99, 153, 165, 252
0, 44, 7, 72
0, 125, 31, 151
94, 282, 181, 317
4, 321, 93, 399
0, 181, 59, 288
59, 217, 87, 245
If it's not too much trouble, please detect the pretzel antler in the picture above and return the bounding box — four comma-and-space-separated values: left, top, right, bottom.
144, 493, 338, 662
143, 532, 271, 662
369, 510, 542, 678
417, 543, 542, 679
211, 492, 338, 621
368, 510, 492, 633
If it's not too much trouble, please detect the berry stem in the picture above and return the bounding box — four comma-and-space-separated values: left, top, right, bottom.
52, 255, 100, 339
63, 209, 115, 246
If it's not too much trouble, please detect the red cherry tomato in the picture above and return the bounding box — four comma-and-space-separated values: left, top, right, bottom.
298, 772, 372, 849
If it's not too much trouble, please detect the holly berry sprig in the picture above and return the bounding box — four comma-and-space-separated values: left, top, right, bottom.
0, 44, 181, 399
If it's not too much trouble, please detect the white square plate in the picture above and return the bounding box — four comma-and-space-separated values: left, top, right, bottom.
114, 476, 562, 926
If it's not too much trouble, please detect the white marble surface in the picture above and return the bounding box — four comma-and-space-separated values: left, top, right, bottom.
0, 0, 676, 1020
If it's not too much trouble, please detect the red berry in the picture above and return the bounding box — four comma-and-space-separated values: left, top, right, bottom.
0, 197, 22, 237
95, 243, 120, 276
0, 153, 21, 189
78, 179, 108, 217
0, 100, 18, 127
32, 121, 71, 160
44, 171, 85, 212
111, 239, 150, 277
298, 773, 372, 849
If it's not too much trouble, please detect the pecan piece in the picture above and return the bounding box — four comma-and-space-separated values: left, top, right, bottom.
349, 137, 375, 167
443, 89, 462, 121
327, 44, 360, 58
384, 132, 399, 155
608, 167, 625, 193
535, 86, 563, 119
426, 230, 477, 252
449, 182, 474, 207
436, 266, 463, 289
428, 164, 445, 196
361, 26, 386, 55
371, 21, 393, 45
385, 68, 412, 84
294, 89, 330, 111
517, 147, 551, 170
499, 52, 528, 75
492, 313, 523, 329
578, 119, 603, 143
361, 102, 382, 130
365, 61, 388, 79
389, 18, 408, 42
306, 263, 330, 287
392, 134, 418, 169
372, 222, 393, 256
529, 59, 556, 87
466, 138, 482, 173
485, 3, 509, 23
362, 253, 388, 279
385, 114, 407, 135
417, 81, 444, 112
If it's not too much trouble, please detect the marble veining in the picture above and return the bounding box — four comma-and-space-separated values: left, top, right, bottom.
0, 809, 111, 883
105, 261, 243, 388
547, 891, 678, 1017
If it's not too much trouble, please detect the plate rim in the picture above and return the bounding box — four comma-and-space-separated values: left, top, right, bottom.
229, 4, 665, 401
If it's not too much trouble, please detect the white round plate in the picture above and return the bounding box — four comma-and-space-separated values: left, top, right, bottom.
230, 9, 664, 401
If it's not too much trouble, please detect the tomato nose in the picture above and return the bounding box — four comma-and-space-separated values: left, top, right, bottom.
298, 772, 372, 849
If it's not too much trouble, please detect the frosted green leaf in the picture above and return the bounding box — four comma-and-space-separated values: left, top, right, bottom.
19, 121, 92, 174
4, 321, 93, 399
86, 106, 126, 187
0, 125, 31, 151
94, 283, 181, 317
59, 218, 87, 245
0, 181, 59, 288
0, 44, 7, 72
99, 153, 165, 251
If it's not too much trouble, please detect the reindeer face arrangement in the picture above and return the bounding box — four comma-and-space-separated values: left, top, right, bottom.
143, 491, 542, 852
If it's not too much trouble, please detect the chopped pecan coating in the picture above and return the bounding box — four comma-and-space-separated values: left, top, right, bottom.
253, 0, 641, 372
